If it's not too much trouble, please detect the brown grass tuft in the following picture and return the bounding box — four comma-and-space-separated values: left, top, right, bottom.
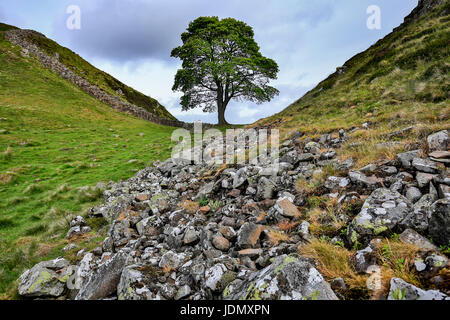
178, 200, 199, 215
299, 239, 368, 289
373, 239, 422, 288
277, 220, 299, 232
267, 229, 290, 246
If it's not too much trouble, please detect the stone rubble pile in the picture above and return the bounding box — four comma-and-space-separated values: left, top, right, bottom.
18, 129, 449, 300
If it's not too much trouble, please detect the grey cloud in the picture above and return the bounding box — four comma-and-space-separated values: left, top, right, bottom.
47, 0, 417, 124
53, 0, 337, 63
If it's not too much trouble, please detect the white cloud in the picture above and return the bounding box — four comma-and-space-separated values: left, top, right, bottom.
238, 106, 259, 119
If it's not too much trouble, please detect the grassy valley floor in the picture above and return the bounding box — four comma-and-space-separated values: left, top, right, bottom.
0, 31, 177, 298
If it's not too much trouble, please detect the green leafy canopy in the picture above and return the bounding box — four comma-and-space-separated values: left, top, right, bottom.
171, 16, 279, 124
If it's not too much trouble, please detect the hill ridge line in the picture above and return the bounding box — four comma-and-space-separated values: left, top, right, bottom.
4, 29, 208, 130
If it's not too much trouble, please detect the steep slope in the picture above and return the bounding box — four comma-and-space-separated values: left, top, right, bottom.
255, 0, 449, 166
0, 23, 178, 298
1, 22, 177, 122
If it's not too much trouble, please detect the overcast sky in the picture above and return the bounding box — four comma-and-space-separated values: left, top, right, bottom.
1, 0, 417, 124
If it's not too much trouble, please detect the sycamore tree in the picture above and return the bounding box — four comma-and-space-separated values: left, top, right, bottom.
171, 17, 279, 125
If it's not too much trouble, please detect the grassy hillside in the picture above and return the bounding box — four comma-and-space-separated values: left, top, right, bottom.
0, 22, 176, 121
0, 26, 177, 298
255, 2, 449, 167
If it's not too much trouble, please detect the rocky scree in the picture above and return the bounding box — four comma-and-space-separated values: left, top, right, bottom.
17, 129, 450, 300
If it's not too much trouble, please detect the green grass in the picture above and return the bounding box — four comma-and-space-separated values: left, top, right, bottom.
0, 30, 178, 298
255, 3, 449, 166
0, 23, 18, 32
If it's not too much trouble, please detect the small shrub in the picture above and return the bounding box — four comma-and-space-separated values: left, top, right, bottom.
209, 200, 222, 212
198, 196, 209, 207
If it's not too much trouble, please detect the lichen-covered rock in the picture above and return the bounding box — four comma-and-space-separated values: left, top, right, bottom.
304, 142, 320, 155
18, 258, 70, 298
324, 176, 350, 191
117, 265, 152, 300
274, 197, 301, 218
70, 215, 86, 228
174, 285, 192, 300
348, 171, 382, 191
75, 249, 130, 300
205, 264, 236, 292
298, 153, 314, 162
348, 188, 412, 246
352, 241, 379, 274
297, 221, 311, 240
397, 150, 421, 169
237, 223, 264, 249
428, 199, 450, 246
233, 167, 248, 189
405, 187, 422, 203
136, 216, 159, 236
416, 252, 449, 283
416, 172, 435, 188
224, 254, 338, 300
212, 234, 230, 251
196, 182, 215, 200
183, 227, 200, 245
399, 229, 437, 251
256, 177, 277, 200
72, 253, 96, 292
158, 250, 188, 270
400, 194, 436, 233
412, 158, 442, 174
438, 183, 450, 199
427, 130, 448, 152
388, 278, 449, 300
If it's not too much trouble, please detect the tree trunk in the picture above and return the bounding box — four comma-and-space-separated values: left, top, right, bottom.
216, 89, 229, 125
217, 101, 229, 125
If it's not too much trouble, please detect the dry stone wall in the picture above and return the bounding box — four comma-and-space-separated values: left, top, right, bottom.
5, 29, 212, 130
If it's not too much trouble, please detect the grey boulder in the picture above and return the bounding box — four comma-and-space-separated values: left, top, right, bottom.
388, 278, 449, 300
18, 258, 70, 298
348, 188, 412, 246
75, 249, 130, 300
428, 199, 450, 246
427, 130, 448, 152
224, 254, 338, 300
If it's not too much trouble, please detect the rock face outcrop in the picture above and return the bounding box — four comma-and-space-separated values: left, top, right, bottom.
17, 127, 449, 300
396, 0, 447, 30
